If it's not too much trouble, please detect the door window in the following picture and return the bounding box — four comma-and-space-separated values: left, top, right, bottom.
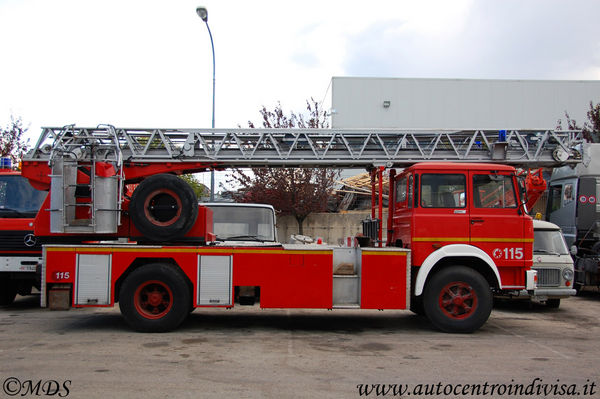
420, 174, 466, 208
472, 174, 517, 208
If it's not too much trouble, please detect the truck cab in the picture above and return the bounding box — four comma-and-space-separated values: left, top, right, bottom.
204, 203, 278, 244
387, 162, 534, 296
530, 219, 576, 306
0, 164, 48, 305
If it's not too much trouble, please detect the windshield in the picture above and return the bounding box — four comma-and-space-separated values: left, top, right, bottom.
0, 175, 46, 218
207, 205, 276, 242
533, 229, 569, 255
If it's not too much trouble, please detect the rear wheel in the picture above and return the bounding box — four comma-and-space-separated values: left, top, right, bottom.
0, 278, 17, 306
423, 266, 492, 333
119, 264, 191, 332
546, 298, 561, 308
130, 174, 198, 242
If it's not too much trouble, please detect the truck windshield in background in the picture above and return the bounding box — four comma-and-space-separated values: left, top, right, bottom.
534, 228, 569, 255
205, 204, 277, 242
0, 175, 47, 218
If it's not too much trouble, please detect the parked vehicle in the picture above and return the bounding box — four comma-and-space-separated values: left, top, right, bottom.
205, 203, 278, 243
547, 143, 600, 292
20, 126, 582, 332
0, 158, 46, 305
494, 219, 575, 308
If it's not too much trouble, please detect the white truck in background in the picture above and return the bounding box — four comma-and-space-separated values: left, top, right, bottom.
526, 219, 576, 308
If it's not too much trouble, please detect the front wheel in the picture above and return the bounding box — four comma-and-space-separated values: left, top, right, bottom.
119, 263, 191, 332
423, 266, 492, 333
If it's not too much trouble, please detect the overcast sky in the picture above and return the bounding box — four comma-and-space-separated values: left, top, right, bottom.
1, 0, 599, 188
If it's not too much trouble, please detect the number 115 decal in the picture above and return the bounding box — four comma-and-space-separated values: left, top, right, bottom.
492, 247, 524, 260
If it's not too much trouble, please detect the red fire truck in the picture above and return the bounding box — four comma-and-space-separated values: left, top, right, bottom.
0, 158, 47, 305
20, 126, 583, 333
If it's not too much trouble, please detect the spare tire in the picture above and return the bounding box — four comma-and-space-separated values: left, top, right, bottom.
130, 174, 198, 242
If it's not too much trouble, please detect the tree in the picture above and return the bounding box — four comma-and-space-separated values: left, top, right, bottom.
0, 116, 30, 163
558, 101, 600, 143
229, 99, 339, 235
180, 174, 207, 198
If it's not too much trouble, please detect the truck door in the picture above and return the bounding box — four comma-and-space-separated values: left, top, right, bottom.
411, 171, 469, 266
546, 180, 577, 246
469, 171, 527, 276
576, 177, 600, 240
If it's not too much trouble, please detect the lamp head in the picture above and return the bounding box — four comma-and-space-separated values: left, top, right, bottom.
196, 6, 208, 22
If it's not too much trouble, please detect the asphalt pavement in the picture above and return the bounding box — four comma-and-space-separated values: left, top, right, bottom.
1, 292, 599, 398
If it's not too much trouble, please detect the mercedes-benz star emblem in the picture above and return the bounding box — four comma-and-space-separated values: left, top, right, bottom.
24, 234, 37, 247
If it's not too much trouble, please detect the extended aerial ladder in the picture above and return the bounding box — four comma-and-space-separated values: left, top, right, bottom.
26, 125, 583, 169
21, 125, 584, 241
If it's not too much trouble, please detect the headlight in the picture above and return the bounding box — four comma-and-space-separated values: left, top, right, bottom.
562, 268, 574, 281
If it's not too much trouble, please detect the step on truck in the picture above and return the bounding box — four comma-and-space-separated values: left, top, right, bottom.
20, 125, 584, 332
0, 158, 47, 305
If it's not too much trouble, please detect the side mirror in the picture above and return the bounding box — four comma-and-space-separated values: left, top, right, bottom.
570, 245, 578, 256
517, 175, 527, 204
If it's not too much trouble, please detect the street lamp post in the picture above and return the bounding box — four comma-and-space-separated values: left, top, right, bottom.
196, 6, 216, 201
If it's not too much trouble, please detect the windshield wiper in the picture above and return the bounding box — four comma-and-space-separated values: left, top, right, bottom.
220, 235, 265, 242
0, 208, 31, 217
534, 249, 559, 255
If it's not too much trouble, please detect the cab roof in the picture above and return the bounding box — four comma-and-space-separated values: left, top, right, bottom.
406, 162, 516, 172
533, 219, 561, 230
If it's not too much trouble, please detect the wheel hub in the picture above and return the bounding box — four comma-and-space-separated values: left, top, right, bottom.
438, 281, 478, 320
143, 188, 182, 226
134, 281, 174, 319
147, 290, 164, 307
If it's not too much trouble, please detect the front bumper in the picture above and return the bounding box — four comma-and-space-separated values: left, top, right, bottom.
498, 288, 576, 300
531, 288, 577, 298
495, 287, 576, 300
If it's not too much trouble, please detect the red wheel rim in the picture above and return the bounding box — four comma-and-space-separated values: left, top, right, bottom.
133, 280, 174, 319
143, 188, 182, 227
437, 281, 478, 320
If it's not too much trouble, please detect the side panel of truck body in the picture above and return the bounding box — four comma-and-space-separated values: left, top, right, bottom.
548, 143, 600, 249
547, 175, 600, 248
43, 245, 410, 310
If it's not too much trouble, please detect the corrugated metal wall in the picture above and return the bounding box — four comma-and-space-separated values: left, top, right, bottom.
330, 77, 600, 130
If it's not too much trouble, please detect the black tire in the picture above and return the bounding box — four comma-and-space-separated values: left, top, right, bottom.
118, 263, 191, 332
0, 278, 17, 306
423, 266, 492, 333
130, 174, 198, 242
546, 298, 561, 309
409, 295, 425, 316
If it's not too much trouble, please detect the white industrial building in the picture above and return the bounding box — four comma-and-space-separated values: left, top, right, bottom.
326, 77, 600, 129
